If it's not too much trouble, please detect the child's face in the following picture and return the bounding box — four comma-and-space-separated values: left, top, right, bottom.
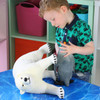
43, 6, 68, 29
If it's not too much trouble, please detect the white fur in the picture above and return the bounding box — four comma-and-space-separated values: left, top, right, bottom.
13, 44, 64, 99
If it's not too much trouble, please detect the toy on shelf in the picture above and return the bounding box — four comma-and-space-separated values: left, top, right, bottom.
70, 4, 88, 23
70, 4, 81, 10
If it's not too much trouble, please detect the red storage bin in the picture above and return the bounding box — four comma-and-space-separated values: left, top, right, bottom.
15, 38, 46, 60
16, 2, 46, 36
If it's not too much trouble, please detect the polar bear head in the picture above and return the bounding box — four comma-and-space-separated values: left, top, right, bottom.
15, 73, 32, 94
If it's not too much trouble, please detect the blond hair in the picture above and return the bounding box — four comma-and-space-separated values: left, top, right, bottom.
39, 0, 70, 18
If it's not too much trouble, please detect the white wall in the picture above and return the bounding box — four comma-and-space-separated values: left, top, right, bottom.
0, 0, 9, 72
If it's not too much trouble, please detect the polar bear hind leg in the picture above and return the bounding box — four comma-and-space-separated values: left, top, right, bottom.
34, 43, 51, 61
26, 43, 51, 62
39, 43, 51, 54
44, 83, 64, 99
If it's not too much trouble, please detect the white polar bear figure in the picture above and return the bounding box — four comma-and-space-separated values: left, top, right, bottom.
13, 44, 64, 99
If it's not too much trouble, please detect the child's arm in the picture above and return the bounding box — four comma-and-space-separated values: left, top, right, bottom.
59, 41, 94, 57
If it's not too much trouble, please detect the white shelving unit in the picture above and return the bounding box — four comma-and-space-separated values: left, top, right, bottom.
91, 0, 100, 86
9, 0, 97, 84
8, 0, 94, 68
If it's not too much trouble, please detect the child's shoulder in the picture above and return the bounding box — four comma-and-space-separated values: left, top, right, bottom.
74, 18, 90, 31
76, 18, 89, 27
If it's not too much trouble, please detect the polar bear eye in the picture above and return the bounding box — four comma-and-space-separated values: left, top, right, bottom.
22, 84, 24, 87
24, 77, 28, 82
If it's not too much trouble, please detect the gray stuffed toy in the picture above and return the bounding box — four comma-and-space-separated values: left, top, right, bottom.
54, 49, 75, 86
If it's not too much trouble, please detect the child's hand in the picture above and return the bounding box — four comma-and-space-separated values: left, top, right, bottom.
59, 41, 77, 57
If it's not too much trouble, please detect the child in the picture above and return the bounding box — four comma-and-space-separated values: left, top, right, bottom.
39, 0, 94, 82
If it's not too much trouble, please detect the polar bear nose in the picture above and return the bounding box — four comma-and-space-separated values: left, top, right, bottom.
24, 77, 28, 82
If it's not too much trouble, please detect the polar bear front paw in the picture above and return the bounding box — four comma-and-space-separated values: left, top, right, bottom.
53, 54, 57, 64
49, 54, 57, 64
57, 87, 64, 99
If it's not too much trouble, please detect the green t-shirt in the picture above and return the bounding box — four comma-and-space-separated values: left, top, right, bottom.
56, 15, 94, 73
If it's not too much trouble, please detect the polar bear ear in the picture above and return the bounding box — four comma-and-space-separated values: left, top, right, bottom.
20, 90, 25, 95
